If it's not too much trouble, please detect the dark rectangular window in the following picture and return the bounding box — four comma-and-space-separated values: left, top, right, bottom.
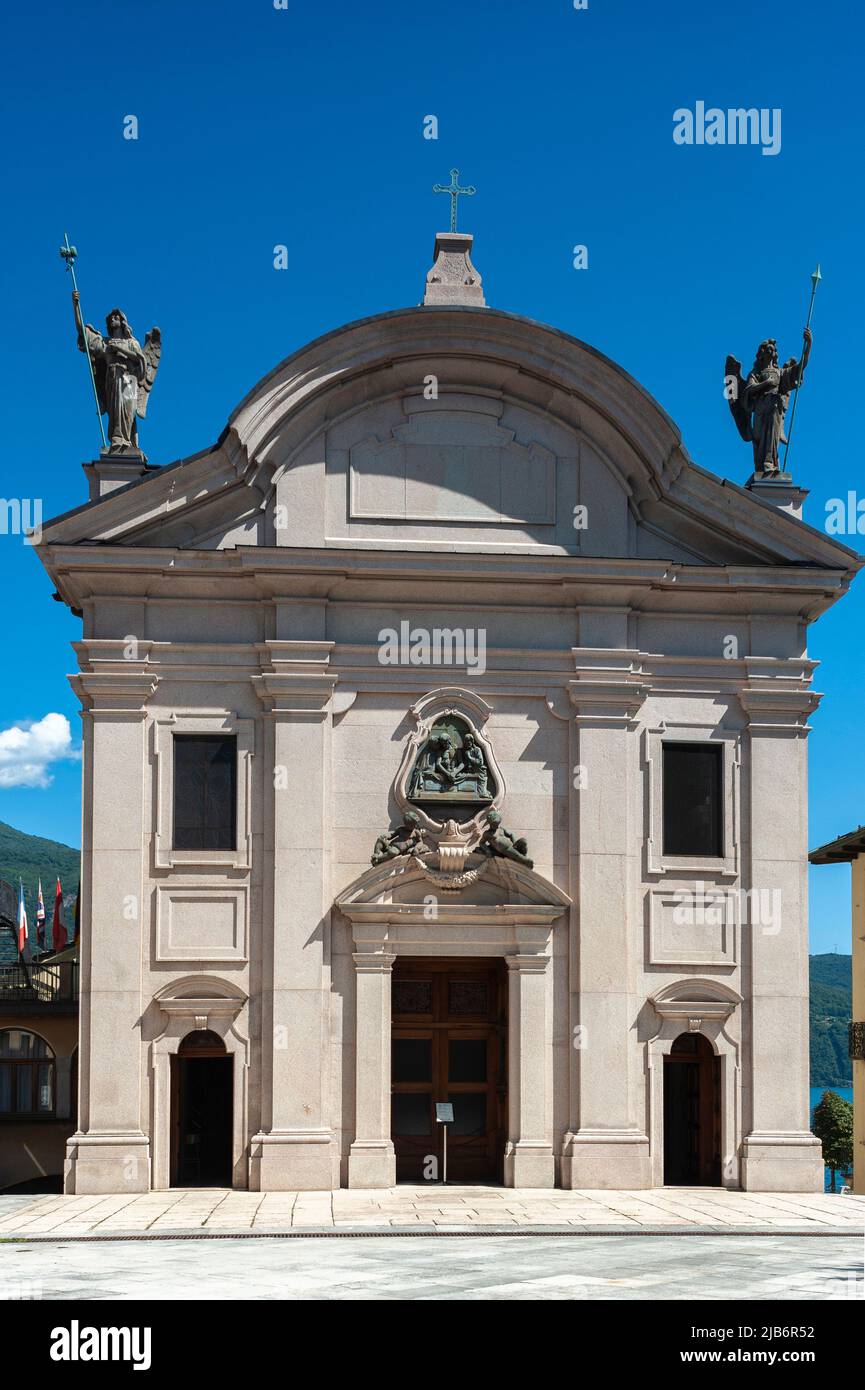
173, 735, 237, 851
662, 742, 723, 857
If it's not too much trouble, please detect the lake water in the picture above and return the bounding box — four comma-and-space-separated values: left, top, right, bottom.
809, 1085, 854, 1191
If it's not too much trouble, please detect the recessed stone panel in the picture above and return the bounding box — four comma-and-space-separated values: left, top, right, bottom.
350, 407, 556, 524
155, 887, 247, 962
647, 889, 736, 967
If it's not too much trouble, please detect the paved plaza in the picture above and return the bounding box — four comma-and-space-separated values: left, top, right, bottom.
0, 1232, 861, 1302
0, 1186, 862, 1237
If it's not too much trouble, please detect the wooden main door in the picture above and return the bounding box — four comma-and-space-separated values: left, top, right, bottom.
391, 959, 507, 1183
663, 1032, 722, 1185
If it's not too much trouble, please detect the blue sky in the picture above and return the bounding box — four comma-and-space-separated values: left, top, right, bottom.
0, 0, 862, 950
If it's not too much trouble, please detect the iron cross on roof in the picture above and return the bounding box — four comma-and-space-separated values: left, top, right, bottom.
433, 168, 476, 232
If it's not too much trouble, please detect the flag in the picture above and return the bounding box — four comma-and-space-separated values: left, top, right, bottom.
17, 880, 28, 955
35, 879, 46, 952
52, 878, 67, 953
73, 885, 80, 946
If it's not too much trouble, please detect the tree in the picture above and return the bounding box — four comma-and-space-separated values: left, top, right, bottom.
812, 1090, 854, 1192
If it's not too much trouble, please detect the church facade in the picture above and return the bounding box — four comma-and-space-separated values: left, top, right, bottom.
37, 233, 859, 1194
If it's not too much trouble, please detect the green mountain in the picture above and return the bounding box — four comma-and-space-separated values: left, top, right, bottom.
0, 819, 80, 896
809, 953, 852, 1089
0, 821, 80, 963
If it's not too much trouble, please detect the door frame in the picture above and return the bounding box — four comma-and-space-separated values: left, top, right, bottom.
662, 1033, 722, 1185
391, 957, 507, 1183
151, 978, 249, 1191
647, 981, 741, 1189
170, 1032, 235, 1188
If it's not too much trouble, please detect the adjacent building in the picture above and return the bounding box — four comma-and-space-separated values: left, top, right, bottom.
809, 828, 865, 1193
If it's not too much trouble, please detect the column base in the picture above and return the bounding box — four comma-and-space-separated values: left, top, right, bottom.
503, 1142, 555, 1189
64, 1132, 151, 1194
560, 1130, 652, 1189
249, 1130, 339, 1191
740, 1132, 823, 1192
347, 1141, 396, 1189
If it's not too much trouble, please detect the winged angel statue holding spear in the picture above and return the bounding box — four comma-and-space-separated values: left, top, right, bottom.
71, 291, 161, 457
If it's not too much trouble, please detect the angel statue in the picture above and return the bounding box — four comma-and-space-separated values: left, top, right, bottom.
724, 328, 811, 477
72, 291, 161, 456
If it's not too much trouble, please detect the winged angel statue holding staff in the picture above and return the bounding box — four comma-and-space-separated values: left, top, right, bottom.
71, 291, 161, 456
724, 327, 811, 477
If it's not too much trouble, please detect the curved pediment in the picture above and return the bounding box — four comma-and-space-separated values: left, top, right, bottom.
336, 852, 571, 928
38, 306, 860, 580
650, 977, 743, 1023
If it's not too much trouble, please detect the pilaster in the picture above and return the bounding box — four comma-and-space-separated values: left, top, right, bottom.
65, 666, 158, 1194
739, 684, 823, 1191
561, 656, 652, 1188
347, 951, 397, 1188
503, 952, 555, 1187
249, 641, 340, 1190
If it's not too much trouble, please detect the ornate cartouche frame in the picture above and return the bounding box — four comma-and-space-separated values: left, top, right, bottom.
392, 687, 505, 835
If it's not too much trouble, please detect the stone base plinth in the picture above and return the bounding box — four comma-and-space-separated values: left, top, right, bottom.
64, 1132, 151, 1194
503, 1142, 555, 1188
740, 1133, 824, 1192
347, 1141, 396, 1189
745, 474, 809, 519
249, 1130, 339, 1191
82, 455, 158, 502
560, 1131, 652, 1189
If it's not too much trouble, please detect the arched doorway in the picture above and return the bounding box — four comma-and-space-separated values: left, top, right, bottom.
170, 1030, 233, 1187
663, 1032, 721, 1185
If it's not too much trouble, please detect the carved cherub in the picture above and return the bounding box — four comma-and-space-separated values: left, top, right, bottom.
476, 809, 533, 868
370, 811, 429, 866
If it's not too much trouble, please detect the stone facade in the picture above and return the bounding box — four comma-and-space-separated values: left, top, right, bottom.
37, 250, 860, 1193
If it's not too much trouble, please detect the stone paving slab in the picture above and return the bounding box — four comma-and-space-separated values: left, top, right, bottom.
0, 1233, 860, 1300
0, 1186, 862, 1239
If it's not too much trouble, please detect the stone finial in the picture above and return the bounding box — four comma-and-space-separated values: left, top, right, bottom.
423, 232, 486, 307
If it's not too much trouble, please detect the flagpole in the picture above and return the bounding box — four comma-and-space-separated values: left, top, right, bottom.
782, 264, 821, 472
60, 233, 107, 451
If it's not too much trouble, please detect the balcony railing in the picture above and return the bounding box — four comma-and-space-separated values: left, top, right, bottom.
0, 961, 79, 1008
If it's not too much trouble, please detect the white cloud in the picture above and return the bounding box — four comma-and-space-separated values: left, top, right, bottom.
0, 713, 79, 789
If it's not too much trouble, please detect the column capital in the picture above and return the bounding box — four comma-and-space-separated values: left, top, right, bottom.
739, 686, 821, 733
505, 952, 550, 974
567, 679, 649, 725
352, 951, 397, 973
253, 640, 338, 715
568, 648, 649, 723
70, 670, 159, 714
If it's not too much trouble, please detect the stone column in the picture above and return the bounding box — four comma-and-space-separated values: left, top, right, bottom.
504, 951, 555, 1187
65, 665, 157, 1194
739, 686, 823, 1191
348, 950, 397, 1188
250, 642, 339, 1190
561, 661, 651, 1188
